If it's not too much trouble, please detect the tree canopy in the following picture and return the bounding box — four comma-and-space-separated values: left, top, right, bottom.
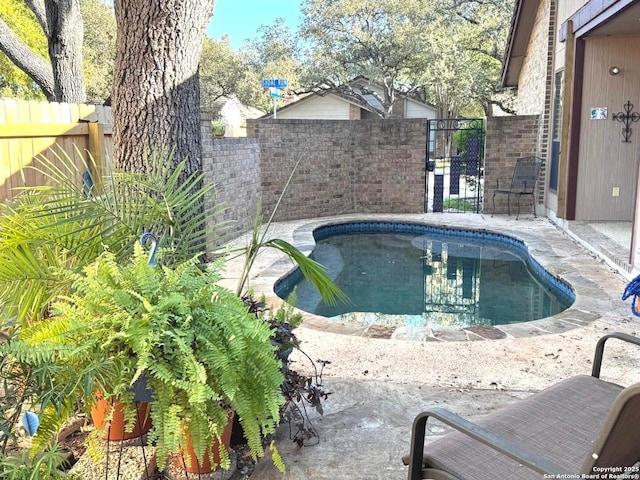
0, 0, 85, 102
0, 0, 516, 119
298, 0, 515, 117
300, 0, 435, 117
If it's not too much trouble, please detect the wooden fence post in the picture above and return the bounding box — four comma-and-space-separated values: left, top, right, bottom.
87, 122, 106, 192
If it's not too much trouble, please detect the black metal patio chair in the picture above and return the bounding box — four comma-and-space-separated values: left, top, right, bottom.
491, 156, 542, 219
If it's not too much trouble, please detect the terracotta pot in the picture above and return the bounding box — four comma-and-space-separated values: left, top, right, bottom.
90, 393, 153, 441
179, 411, 234, 474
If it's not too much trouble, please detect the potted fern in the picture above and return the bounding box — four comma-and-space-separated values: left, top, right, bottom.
0, 151, 344, 472
9, 242, 285, 473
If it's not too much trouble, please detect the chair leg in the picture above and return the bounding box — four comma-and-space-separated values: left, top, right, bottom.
507, 193, 511, 216
516, 194, 520, 220
492, 192, 497, 217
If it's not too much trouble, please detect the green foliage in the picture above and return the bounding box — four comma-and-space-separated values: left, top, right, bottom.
211, 119, 225, 136
0, 149, 220, 327
299, 0, 515, 117
238, 19, 302, 113
453, 119, 485, 163
300, 0, 434, 114
81, 0, 116, 103
233, 160, 348, 306
412, 0, 515, 116
200, 36, 254, 113
0, 336, 32, 451
0, 444, 67, 480
6, 245, 285, 469
0, 0, 47, 99
442, 198, 475, 212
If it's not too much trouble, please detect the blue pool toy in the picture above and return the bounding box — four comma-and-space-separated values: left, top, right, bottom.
622, 274, 640, 316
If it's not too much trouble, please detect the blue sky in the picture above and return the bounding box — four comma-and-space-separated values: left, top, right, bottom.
207, 0, 302, 50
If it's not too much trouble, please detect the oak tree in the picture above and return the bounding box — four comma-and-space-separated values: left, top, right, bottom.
111, 0, 215, 180
0, 0, 85, 102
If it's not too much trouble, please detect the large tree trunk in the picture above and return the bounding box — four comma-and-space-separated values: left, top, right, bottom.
112, 0, 215, 181
45, 0, 86, 102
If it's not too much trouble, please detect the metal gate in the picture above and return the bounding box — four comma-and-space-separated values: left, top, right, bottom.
425, 118, 485, 213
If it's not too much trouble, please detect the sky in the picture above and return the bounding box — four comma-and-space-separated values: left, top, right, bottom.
207, 0, 302, 50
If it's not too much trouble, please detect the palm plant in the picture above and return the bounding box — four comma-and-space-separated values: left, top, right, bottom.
0, 149, 218, 328
234, 158, 348, 305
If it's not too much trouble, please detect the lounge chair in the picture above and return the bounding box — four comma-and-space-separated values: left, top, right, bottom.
491, 156, 542, 219
403, 332, 640, 480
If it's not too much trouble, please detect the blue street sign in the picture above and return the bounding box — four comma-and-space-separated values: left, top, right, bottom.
262, 78, 288, 89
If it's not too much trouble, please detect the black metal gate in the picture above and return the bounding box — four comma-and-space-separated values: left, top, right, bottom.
425, 118, 485, 213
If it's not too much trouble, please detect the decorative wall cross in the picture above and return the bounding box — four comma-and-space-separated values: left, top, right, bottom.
612, 100, 640, 143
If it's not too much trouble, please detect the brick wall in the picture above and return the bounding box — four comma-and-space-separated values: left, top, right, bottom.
247, 118, 427, 221
483, 115, 540, 215
202, 117, 261, 246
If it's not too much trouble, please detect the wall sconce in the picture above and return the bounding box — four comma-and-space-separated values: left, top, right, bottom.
609, 66, 621, 75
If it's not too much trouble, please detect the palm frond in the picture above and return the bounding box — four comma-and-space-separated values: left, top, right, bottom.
0, 148, 226, 327
263, 239, 349, 306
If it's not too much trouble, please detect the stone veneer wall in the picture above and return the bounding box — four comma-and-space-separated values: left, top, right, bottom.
202, 117, 261, 246
483, 115, 540, 216
247, 118, 427, 221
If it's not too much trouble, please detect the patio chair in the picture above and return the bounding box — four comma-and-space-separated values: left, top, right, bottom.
403, 332, 640, 480
491, 156, 542, 219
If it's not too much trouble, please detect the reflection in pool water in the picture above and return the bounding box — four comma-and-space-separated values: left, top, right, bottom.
276, 225, 574, 329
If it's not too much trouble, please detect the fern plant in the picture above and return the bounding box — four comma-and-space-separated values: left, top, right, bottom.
5, 244, 285, 470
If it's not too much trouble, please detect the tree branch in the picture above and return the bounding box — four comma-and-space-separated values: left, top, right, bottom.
488, 98, 516, 115
0, 16, 55, 99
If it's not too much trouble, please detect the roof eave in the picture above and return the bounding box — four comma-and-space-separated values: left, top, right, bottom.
501, 0, 540, 88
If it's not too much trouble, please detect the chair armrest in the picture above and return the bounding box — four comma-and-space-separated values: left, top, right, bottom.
406, 407, 571, 480
592, 332, 640, 378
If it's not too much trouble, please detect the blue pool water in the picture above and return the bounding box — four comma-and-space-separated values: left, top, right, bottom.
275, 222, 574, 329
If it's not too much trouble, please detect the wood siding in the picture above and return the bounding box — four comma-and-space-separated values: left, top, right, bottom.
575, 36, 640, 220
404, 99, 437, 119
277, 95, 351, 119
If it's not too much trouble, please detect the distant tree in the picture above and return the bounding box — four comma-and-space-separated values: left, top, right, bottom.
81, 0, 115, 104
437, 0, 516, 116
0, 0, 85, 102
200, 36, 250, 112
240, 18, 301, 113
410, 17, 477, 120
299, 0, 514, 118
300, 0, 434, 117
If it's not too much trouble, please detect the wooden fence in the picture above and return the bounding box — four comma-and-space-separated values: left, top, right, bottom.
0, 99, 112, 201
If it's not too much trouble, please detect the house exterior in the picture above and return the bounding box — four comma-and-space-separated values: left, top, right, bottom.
266, 77, 438, 120
212, 96, 264, 137
502, 0, 640, 267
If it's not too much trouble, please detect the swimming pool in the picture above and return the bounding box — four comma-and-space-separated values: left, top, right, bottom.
275, 222, 575, 329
